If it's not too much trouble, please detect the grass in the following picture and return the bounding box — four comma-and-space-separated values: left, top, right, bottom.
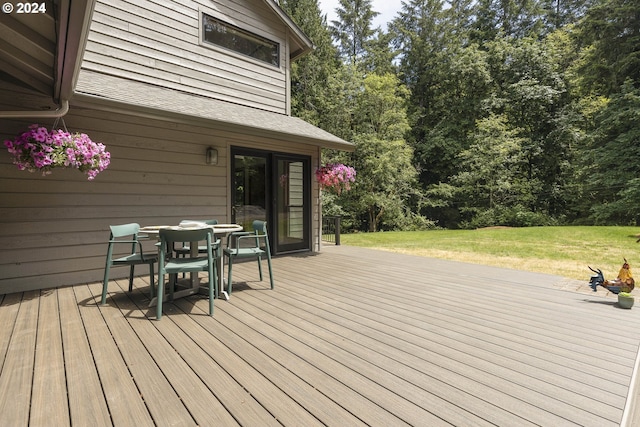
339, 226, 640, 281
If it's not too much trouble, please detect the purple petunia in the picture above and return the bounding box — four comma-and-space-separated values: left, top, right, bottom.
3, 124, 110, 180
315, 163, 356, 194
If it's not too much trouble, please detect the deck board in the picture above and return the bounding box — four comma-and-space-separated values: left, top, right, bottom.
232, 291, 530, 426
0, 291, 39, 426
1, 245, 640, 426
239, 289, 570, 425
117, 279, 281, 427
166, 300, 357, 426
237, 271, 583, 425
279, 276, 626, 416
73, 283, 155, 426
0, 292, 23, 373
186, 296, 420, 426
58, 286, 112, 426
89, 281, 197, 427
102, 280, 242, 427
31, 289, 69, 426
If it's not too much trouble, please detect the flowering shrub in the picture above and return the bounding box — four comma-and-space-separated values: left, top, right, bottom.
315, 163, 356, 194
4, 124, 110, 180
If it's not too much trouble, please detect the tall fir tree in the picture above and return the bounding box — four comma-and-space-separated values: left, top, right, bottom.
540, 0, 595, 32
391, 0, 490, 189
330, 0, 379, 65
473, 0, 544, 41
574, 0, 640, 96
280, 0, 340, 131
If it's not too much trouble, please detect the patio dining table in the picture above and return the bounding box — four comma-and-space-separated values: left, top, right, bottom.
140, 223, 243, 307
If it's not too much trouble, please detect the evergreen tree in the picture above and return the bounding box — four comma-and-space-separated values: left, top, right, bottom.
361, 28, 398, 75
451, 113, 543, 227
444, 0, 477, 46
330, 0, 379, 65
280, 0, 341, 130
540, 0, 595, 32
585, 82, 640, 224
481, 36, 572, 219
574, 0, 640, 96
390, 0, 447, 183
283, 0, 640, 228
347, 73, 426, 231
391, 0, 490, 191
473, 0, 544, 41
569, 0, 640, 224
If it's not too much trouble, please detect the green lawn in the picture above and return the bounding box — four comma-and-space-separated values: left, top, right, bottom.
339, 226, 640, 281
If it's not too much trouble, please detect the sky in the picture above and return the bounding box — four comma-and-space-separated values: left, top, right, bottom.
317, 0, 401, 29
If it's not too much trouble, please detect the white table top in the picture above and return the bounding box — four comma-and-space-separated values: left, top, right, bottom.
140, 223, 243, 234
211, 224, 244, 234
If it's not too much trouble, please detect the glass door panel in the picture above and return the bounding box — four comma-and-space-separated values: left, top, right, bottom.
232, 154, 267, 231
231, 148, 310, 254
276, 158, 308, 251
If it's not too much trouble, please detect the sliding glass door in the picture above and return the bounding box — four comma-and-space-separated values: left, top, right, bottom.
275, 156, 309, 252
231, 148, 310, 254
232, 153, 268, 228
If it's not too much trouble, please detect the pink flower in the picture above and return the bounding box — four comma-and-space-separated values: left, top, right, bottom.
3, 124, 110, 180
315, 163, 356, 194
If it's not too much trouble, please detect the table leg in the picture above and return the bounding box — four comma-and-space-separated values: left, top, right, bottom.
219, 253, 229, 300
189, 240, 199, 288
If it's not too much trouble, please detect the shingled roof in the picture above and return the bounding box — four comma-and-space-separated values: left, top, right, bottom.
74, 71, 353, 150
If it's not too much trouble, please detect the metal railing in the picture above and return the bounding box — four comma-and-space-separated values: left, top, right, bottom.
321, 216, 341, 245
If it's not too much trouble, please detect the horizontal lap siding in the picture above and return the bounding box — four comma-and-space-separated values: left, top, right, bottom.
0, 104, 223, 292
85, 0, 288, 113
0, 102, 320, 293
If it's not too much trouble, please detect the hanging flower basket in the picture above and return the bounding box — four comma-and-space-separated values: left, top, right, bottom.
4, 124, 111, 180
315, 163, 356, 194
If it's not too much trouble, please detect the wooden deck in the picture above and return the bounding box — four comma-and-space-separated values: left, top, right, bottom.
1, 245, 640, 426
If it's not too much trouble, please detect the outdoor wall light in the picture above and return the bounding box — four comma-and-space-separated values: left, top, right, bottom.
206, 146, 218, 165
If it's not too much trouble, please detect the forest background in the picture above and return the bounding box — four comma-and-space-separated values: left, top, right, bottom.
279, 0, 640, 232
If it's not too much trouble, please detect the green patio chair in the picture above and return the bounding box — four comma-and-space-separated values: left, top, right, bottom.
157, 227, 218, 319
101, 223, 158, 305
173, 219, 219, 257
223, 220, 274, 296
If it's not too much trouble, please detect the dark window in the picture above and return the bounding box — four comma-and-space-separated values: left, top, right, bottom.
203, 14, 280, 67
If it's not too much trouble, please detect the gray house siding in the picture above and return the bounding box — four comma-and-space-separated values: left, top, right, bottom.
0, 90, 321, 293
0, 0, 345, 293
84, 0, 290, 113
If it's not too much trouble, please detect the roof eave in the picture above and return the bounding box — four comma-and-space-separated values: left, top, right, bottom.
262, 0, 314, 61
54, 0, 96, 102
72, 91, 354, 152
